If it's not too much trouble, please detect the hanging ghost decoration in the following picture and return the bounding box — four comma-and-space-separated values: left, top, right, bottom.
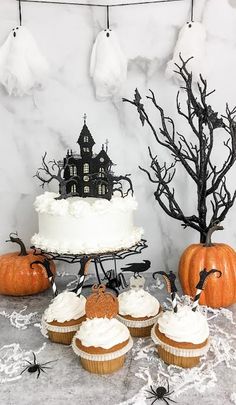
166, 21, 206, 83
0, 26, 49, 96
90, 29, 127, 101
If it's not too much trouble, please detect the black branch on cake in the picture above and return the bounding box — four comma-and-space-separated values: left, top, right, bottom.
123, 56, 236, 243
34, 153, 81, 200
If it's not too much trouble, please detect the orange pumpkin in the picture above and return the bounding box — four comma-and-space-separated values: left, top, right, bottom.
178, 225, 236, 308
86, 284, 118, 319
0, 233, 56, 296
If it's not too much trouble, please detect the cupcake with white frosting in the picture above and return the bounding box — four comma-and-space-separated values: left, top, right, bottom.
72, 285, 133, 374
117, 275, 161, 337
151, 305, 210, 368
42, 290, 86, 345
151, 270, 212, 368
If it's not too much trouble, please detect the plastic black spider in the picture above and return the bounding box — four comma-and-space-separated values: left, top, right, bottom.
20, 352, 56, 379
104, 270, 128, 295
146, 383, 177, 405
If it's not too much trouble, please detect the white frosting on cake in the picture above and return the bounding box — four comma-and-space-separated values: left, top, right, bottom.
75, 317, 130, 349
31, 192, 143, 254
118, 289, 160, 318
157, 305, 209, 344
44, 291, 86, 323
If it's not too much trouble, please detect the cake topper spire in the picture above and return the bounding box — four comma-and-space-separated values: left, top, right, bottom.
83, 112, 87, 125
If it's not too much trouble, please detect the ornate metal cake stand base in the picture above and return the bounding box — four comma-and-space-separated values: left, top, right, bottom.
31, 239, 147, 295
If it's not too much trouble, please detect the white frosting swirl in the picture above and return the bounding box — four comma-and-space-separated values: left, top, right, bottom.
157, 305, 209, 344
118, 289, 160, 318
44, 291, 86, 323
34, 192, 138, 217
75, 318, 130, 349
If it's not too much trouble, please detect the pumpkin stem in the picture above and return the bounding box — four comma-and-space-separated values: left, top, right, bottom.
205, 224, 224, 247
6, 232, 28, 256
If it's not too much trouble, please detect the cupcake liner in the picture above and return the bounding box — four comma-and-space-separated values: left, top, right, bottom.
72, 336, 133, 362
42, 316, 84, 345
80, 355, 125, 374
157, 346, 201, 368
151, 325, 210, 358
47, 330, 76, 345
127, 325, 153, 337
42, 316, 82, 333
117, 313, 160, 328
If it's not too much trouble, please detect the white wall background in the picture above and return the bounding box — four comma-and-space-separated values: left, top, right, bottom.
0, 0, 236, 273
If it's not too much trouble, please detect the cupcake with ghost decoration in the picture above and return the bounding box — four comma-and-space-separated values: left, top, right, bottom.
117, 275, 161, 337
72, 284, 133, 374
42, 290, 86, 345
150, 269, 220, 368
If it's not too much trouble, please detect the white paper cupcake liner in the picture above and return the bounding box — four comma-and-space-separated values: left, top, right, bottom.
42, 316, 82, 333
117, 313, 160, 328
71, 336, 133, 361
151, 325, 210, 358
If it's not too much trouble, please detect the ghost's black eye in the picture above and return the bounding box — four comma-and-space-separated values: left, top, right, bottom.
16, 27, 19, 30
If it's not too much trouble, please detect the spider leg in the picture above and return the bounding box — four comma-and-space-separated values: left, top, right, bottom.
167, 381, 170, 394
162, 399, 170, 405
40, 360, 57, 366
37, 369, 40, 379
24, 360, 33, 365
146, 395, 155, 399
164, 397, 177, 403
40, 366, 52, 370
20, 366, 29, 375
39, 366, 47, 374
150, 386, 157, 396
33, 352, 37, 365
150, 398, 158, 405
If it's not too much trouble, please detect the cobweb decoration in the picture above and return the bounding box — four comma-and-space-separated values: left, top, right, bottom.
0, 342, 46, 383
0, 26, 49, 96
166, 21, 206, 83
0, 306, 39, 330
231, 393, 236, 404
117, 297, 236, 405
90, 29, 127, 101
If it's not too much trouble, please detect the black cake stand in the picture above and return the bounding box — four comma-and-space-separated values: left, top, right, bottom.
31, 239, 147, 295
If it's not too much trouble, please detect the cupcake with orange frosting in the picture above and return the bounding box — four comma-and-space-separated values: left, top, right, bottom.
117, 276, 161, 337
42, 290, 86, 345
72, 285, 133, 374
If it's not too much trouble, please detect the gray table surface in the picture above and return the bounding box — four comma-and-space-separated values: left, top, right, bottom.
0, 271, 235, 405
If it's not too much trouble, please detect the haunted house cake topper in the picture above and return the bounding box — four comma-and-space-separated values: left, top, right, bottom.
35, 114, 133, 200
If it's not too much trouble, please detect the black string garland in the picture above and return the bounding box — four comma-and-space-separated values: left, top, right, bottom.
16, 0, 182, 8
18, 0, 22, 25
190, 0, 194, 21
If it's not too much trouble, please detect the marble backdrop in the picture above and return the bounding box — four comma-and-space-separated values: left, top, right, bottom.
0, 0, 235, 274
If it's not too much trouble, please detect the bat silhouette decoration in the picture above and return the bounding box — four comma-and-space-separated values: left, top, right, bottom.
192, 268, 222, 311
31, 259, 58, 297
121, 260, 151, 278
153, 270, 178, 312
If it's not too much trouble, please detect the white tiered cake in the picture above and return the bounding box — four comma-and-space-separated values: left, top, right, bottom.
31, 192, 143, 254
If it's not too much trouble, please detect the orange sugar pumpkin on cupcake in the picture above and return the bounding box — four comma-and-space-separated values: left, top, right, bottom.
72, 284, 133, 374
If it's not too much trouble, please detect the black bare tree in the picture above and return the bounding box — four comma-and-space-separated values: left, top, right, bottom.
123, 56, 236, 243
34, 153, 80, 199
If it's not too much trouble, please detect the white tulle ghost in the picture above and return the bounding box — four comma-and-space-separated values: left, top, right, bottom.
166, 21, 206, 83
0, 26, 49, 96
90, 29, 127, 101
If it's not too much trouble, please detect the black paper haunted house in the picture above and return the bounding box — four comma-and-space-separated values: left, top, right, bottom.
63, 119, 113, 199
